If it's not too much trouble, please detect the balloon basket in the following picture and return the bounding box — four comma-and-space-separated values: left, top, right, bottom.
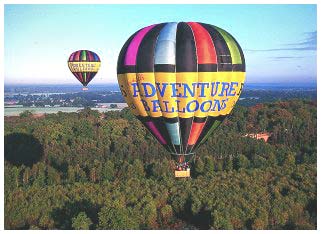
174, 169, 190, 178
82, 87, 88, 91
172, 154, 193, 178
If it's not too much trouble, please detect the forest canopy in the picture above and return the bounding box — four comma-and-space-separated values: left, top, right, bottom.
4, 99, 317, 230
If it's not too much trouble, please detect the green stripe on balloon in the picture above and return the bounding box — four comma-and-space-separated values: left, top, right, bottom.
214, 26, 242, 64
200, 119, 222, 144
81, 50, 87, 61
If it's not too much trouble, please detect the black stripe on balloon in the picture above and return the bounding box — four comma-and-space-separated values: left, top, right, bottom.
193, 117, 207, 123
179, 117, 194, 154
191, 115, 226, 153
154, 64, 176, 73
117, 32, 139, 74
176, 22, 197, 154
176, 22, 197, 72
232, 64, 244, 71
120, 65, 136, 73
199, 23, 232, 72
198, 64, 218, 72
136, 23, 166, 73
163, 117, 179, 123
86, 51, 90, 62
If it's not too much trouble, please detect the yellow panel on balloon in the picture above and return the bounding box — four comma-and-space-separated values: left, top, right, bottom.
194, 72, 215, 118
176, 72, 198, 118
136, 73, 162, 118
208, 72, 245, 117
118, 73, 148, 117
154, 72, 179, 119
68, 62, 101, 72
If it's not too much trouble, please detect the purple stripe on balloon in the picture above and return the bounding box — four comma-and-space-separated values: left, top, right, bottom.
69, 52, 75, 61
124, 25, 156, 65
145, 121, 167, 145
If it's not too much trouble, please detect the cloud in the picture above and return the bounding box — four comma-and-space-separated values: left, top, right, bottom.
269, 56, 304, 60
284, 31, 316, 48
245, 31, 317, 52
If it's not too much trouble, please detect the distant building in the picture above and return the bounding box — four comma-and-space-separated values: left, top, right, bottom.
244, 132, 270, 142
96, 104, 108, 108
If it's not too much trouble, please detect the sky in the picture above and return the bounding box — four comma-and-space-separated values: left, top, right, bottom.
4, 4, 317, 85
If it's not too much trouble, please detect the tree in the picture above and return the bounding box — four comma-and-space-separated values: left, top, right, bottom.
160, 205, 173, 225
19, 110, 34, 118
223, 157, 233, 171
211, 210, 233, 230
204, 156, 215, 174
72, 212, 93, 230
194, 158, 204, 176
234, 154, 250, 170
98, 203, 138, 230
252, 155, 267, 168
102, 160, 115, 181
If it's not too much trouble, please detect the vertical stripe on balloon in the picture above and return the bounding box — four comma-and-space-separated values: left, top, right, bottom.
124, 25, 156, 66
187, 22, 217, 65
74, 51, 81, 61
176, 22, 197, 154
81, 50, 87, 61
199, 23, 232, 71
145, 121, 167, 145
154, 22, 180, 153
88, 51, 94, 62
214, 26, 242, 65
186, 22, 218, 152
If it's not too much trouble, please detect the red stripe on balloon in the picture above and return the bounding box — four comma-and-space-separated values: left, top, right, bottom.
76, 72, 83, 83
74, 51, 81, 61
187, 22, 217, 64
88, 51, 94, 62
187, 122, 206, 145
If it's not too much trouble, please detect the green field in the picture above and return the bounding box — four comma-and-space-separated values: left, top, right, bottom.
4, 105, 127, 116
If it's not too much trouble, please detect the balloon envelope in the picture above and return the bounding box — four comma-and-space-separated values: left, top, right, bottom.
68, 50, 101, 88
117, 22, 246, 159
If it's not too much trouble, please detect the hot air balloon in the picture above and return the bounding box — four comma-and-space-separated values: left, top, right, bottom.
68, 50, 101, 90
117, 22, 246, 177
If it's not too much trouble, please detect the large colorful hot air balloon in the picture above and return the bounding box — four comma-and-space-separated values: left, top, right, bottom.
68, 50, 101, 90
117, 22, 246, 177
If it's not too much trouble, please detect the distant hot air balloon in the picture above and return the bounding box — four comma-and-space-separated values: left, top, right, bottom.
68, 50, 101, 90
117, 22, 246, 177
